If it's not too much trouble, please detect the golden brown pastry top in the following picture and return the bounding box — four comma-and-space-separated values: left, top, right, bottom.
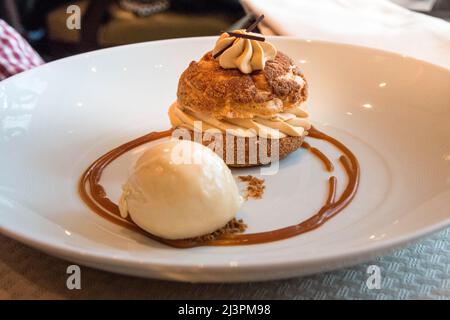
177, 51, 308, 119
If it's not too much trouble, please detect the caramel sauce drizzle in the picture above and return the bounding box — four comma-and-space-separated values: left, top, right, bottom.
79, 126, 360, 248
301, 141, 334, 172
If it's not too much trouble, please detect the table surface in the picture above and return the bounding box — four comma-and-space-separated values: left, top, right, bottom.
1, 227, 448, 299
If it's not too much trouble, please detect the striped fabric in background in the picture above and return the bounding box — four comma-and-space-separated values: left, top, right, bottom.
0, 19, 44, 80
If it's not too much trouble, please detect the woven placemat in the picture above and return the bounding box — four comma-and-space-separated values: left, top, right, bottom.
0, 228, 448, 299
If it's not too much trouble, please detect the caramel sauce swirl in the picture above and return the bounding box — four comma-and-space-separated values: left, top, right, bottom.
79, 127, 359, 248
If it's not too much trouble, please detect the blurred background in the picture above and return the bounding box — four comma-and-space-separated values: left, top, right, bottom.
0, 0, 245, 60
0, 0, 449, 61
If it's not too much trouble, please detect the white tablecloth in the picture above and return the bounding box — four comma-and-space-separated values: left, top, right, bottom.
1, 229, 448, 299
241, 0, 450, 68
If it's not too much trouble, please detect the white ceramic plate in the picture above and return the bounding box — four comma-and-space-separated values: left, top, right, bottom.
1, 37, 449, 282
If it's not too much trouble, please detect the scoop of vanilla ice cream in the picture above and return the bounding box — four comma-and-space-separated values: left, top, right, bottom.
119, 139, 242, 240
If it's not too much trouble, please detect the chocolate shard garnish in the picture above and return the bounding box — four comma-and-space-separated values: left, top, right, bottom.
213, 44, 232, 59
245, 14, 265, 32
226, 31, 265, 42
213, 14, 266, 59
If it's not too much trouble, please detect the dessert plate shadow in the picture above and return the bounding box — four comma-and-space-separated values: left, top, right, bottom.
0, 37, 449, 282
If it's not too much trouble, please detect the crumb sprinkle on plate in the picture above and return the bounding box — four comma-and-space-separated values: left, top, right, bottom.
238, 175, 265, 200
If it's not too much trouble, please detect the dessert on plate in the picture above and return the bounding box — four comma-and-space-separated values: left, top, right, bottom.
168, 28, 311, 166
80, 17, 360, 248
118, 139, 245, 240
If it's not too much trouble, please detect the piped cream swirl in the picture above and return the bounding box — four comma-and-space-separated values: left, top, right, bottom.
212, 30, 277, 74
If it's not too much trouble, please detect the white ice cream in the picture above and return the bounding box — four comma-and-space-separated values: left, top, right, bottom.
119, 139, 242, 240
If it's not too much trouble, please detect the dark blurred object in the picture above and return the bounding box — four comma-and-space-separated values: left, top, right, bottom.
393, 0, 450, 19
38, 0, 243, 59
119, 0, 170, 17
0, 0, 245, 60
392, 0, 438, 12
0, 0, 71, 32
0, 0, 24, 33
170, 0, 243, 12
427, 0, 450, 20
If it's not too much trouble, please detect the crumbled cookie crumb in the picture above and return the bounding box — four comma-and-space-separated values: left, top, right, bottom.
188, 218, 247, 243
238, 175, 265, 200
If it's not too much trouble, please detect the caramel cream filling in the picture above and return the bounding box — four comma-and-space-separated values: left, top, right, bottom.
168, 102, 311, 139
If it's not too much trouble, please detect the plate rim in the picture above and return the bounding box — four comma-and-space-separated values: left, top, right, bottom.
1, 209, 450, 270
1, 35, 449, 85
